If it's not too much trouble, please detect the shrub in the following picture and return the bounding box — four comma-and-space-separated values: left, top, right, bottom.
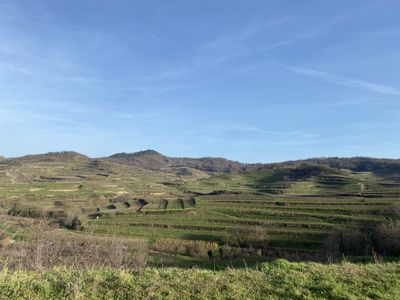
224, 227, 268, 248
324, 227, 372, 257
53, 200, 64, 207
374, 220, 400, 256
381, 203, 400, 221
8, 204, 44, 218
59, 214, 82, 230
218, 245, 263, 258
152, 238, 218, 258
105, 204, 117, 210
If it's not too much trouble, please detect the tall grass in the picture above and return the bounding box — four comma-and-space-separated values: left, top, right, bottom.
0, 261, 398, 299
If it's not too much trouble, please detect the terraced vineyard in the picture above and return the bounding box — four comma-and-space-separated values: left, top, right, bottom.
84, 168, 400, 265
1, 152, 400, 267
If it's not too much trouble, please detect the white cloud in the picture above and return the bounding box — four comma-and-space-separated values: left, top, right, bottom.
289, 67, 400, 96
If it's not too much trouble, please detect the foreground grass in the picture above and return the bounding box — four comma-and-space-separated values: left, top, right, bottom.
0, 261, 399, 299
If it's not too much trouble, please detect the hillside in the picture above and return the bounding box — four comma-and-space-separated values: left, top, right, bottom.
107, 149, 258, 174
277, 157, 400, 173
108, 151, 400, 175
3, 151, 91, 165
0, 150, 399, 270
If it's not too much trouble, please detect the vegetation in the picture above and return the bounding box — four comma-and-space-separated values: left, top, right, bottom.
1, 151, 400, 297
0, 261, 398, 299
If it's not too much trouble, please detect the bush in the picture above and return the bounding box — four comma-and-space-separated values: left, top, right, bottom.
324, 227, 372, 257
152, 238, 218, 258
59, 214, 82, 230
224, 227, 268, 248
53, 200, 64, 207
381, 203, 400, 221
8, 204, 46, 218
375, 220, 400, 256
105, 204, 117, 209
218, 245, 263, 258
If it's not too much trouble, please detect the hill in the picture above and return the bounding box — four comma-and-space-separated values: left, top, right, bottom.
107, 149, 257, 174
107, 152, 400, 176
0, 150, 399, 270
3, 151, 90, 165
278, 157, 400, 172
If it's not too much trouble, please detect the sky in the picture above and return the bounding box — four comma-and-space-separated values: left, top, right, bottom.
0, 0, 399, 163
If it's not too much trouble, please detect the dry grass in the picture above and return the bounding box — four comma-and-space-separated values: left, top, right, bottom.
153, 238, 218, 258
0, 225, 147, 270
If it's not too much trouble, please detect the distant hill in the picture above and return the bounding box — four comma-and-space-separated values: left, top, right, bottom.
4, 151, 91, 165
277, 157, 400, 173
109, 150, 171, 170
107, 149, 260, 174
2, 150, 400, 176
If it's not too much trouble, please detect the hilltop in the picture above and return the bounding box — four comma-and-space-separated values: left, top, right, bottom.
107, 149, 255, 174
277, 157, 400, 173
4, 149, 400, 176
3, 151, 91, 165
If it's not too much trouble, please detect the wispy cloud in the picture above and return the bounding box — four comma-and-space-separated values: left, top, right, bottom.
27, 113, 87, 127
224, 126, 320, 139
0, 106, 88, 128
203, 17, 292, 50
289, 67, 400, 96
110, 113, 159, 119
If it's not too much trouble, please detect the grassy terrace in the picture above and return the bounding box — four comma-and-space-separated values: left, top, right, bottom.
1, 157, 400, 267
84, 191, 389, 258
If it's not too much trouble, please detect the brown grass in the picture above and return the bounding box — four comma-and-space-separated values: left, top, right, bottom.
0, 225, 147, 270
152, 238, 218, 258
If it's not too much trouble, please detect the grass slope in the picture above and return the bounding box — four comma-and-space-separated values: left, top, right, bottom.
0, 261, 399, 299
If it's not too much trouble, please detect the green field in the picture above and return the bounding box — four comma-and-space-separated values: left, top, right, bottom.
1, 152, 400, 268
0, 261, 399, 299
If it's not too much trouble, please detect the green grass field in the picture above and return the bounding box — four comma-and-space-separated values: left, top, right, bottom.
0, 261, 399, 299
1, 155, 400, 267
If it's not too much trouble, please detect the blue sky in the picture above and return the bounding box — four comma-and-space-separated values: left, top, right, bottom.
0, 0, 399, 162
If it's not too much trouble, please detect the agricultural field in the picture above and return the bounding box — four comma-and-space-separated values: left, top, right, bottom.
1, 151, 400, 269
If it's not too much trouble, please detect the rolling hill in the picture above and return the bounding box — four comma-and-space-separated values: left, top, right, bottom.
0, 150, 400, 269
